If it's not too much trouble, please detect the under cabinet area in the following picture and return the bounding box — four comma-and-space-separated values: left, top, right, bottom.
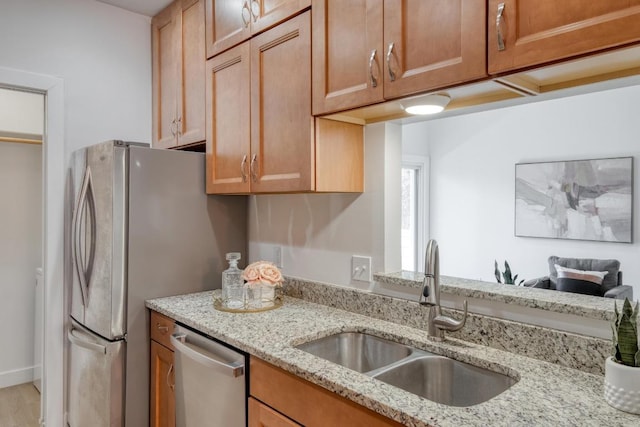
205, 11, 364, 194
150, 311, 176, 427
152, 0, 206, 149
249, 357, 402, 427
205, 0, 310, 58
488, 0, 640, 74
312, 0, 487, 115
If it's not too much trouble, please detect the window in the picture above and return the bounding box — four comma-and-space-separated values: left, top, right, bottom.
401, 156, 429, 272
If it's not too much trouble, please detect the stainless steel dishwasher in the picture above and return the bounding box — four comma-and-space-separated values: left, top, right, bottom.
170, 325, 247, 427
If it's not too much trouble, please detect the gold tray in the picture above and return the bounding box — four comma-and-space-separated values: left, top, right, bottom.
213, 297, 283, 313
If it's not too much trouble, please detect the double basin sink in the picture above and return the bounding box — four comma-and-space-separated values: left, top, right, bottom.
296, 332, 517, 407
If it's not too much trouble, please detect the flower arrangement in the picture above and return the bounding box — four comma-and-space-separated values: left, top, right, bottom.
242, 261, 283, 288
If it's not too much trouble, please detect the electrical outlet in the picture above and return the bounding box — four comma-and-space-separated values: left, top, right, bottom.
351, 255, 372, 282
273, 246, 283, 268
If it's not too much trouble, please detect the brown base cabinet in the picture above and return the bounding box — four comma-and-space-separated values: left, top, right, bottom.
249, 357, 403, 427
150, 311, 176, 427
249, 398, 302, 427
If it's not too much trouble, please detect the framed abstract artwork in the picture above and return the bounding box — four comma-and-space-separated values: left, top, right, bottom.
515, 157, 633, 243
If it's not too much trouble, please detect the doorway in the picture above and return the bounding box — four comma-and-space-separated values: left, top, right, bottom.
0, 67, 65, 427
0, 86, 44, 426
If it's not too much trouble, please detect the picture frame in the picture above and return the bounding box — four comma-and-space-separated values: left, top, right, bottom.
514, 157, 633, 243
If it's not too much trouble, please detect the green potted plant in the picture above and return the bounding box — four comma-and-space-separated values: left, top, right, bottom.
494, 260, 524, 285
604, 297, 640, 414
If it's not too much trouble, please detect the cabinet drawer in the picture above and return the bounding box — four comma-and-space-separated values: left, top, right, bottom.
250, 357, 402, 427
150, 311, 175, 350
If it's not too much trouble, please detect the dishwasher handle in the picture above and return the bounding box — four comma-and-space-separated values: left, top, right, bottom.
171, 333, 245, 378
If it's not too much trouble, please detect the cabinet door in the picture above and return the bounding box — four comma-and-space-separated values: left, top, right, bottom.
152, 3, 179, 149
177, 0, 206, 146
312, 0, 384, 115
250, 11, 314, 193
206, 42, 251, 194
249, 398, 301, 427
488, 0, 640, 74
205, 0, 251, 58
250, 0, 311, 35
150, 341, 175, 427
383, 0, 486, 99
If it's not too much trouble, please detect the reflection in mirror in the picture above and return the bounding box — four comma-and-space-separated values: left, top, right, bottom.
397, 85, 640, 300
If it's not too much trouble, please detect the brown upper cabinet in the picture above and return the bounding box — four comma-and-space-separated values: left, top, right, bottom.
205, 0, 311, 58
152, 0, 206, 149
206, 11, 363, 194
488, 0, 640, 75
312, 0, 487, 116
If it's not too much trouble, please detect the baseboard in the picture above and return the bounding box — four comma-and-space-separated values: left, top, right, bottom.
0, 365, 36, 389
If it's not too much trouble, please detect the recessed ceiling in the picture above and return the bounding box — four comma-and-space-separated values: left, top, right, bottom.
96, 0, 173, 17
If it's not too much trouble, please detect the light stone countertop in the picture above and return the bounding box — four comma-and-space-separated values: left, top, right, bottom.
375, 271, 620, 321
146, 291, 639, 427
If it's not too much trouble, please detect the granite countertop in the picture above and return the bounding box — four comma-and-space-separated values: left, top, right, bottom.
146, 291, 638, 427
375, 271, 619, 321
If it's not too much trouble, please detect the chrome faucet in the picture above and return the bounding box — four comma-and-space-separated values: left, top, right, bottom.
419, 239, 468, 341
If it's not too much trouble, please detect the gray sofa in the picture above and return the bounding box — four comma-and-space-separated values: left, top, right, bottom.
523, 256, 633, 300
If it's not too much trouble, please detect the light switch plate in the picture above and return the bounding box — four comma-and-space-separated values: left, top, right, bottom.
351, 255, 372, 282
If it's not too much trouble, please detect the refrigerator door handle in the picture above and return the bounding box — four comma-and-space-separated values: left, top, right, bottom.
68, 327, 107, 354
170, 333, 244, 378
72, 166, 97, 307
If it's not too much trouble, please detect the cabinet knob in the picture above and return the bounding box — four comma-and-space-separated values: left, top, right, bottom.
241, 1, 251, 28
167, 364, 174, 391
386, 43, 396, 82
250, 0, 260, 22
496, 3, 506, 51
240, 154, 248, 183
250, 154, 258, 183
369, 49, 378, 88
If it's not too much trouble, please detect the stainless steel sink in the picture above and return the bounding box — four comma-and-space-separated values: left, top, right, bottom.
372, 355, 516, 407
296, 332, 413, 373
296, 331, 517, 406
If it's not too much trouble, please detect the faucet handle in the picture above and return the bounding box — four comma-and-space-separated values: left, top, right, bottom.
433, 300, 468, 332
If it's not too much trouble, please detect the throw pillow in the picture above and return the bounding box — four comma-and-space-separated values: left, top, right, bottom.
554, 264, 608, 296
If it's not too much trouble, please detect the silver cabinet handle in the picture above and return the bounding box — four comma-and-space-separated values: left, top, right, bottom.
250, 0, 260, 22
68, 328, 106, 354
241, 1, 251, 28
156, 323, 169, 333
250, 154, 258, 183
169, 118, 177, 137
386, 42, 396, 82
368, 49, 378, 88
176, 117, 182, 136
167, 364, 174, 391
170, 334, 244, 377
240, 154, 248, 183
496, 3, 505, 51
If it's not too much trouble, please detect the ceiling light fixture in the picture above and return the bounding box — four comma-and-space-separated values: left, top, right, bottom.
401, 94, 451, 115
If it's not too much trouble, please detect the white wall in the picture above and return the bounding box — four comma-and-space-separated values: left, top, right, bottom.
0, 0, 152, 153
405, 84, 640, 299
0, 1, 152, 424
248, 122, 402, 288
0, 142, 42, 387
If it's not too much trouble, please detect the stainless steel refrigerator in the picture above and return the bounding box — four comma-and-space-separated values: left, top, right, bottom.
65, 140, 246, 426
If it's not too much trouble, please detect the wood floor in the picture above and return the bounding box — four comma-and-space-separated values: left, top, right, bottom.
0, 383, 40, 427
